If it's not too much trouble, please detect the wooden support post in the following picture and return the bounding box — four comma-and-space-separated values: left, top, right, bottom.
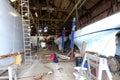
74, 41, 86, 57
81, 41, 86, 57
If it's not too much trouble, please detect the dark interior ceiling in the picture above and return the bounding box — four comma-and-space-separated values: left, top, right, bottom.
10, 0, 102, 36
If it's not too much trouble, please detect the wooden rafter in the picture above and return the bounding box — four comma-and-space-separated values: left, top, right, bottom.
35, 18, 64, 22
30, 6, 69, 12
64, 0, 82, 23
57, 0, 63, 18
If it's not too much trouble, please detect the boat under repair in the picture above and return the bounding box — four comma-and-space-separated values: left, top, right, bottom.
74, 12, 120, 57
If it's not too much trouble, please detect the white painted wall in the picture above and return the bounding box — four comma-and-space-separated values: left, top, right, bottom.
31, 36, 46, 48
31, 36, 37, 47
0, 0, 24, 66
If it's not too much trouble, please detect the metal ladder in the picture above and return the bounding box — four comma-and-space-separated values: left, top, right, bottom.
21, 0, 32, 64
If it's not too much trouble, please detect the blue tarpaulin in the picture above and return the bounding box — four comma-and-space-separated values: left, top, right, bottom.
70, 18, 76, 49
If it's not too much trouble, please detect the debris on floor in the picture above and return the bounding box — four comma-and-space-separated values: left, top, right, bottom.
7, 49, 120, 80
40, 52, 75, 63
17, 51, 75, 80
33, 73, 48, 80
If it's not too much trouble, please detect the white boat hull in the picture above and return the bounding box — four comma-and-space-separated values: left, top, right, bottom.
74, 12, 120, 57
54, 37, 68, 50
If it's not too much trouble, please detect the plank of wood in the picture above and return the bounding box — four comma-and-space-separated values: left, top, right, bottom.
56, 53, 70, 60
0, 52, 24, 59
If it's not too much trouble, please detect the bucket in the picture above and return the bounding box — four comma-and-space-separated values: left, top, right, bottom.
75, 57, 83, 66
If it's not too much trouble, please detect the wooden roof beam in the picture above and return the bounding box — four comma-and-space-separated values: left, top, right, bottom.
30, 6, 69, 12
64, 0, 87, 23
35, 18, 64, 22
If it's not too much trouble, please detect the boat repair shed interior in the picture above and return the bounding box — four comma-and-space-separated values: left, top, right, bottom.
1, 0, 120, 80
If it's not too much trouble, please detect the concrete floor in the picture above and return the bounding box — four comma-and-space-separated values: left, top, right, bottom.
17, 49, 76, 80
17, 61, 75, 80
16, 49, 120, 80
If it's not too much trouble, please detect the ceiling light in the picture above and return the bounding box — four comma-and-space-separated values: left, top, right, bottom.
9, 12, 18, 17
28, 33, 30, 36
24, 13, 28, 16
44, 26, 48, 32
44, 29, 48, 32
44, 26, 48, 29
38, 29, 42, 32
28, 29, 31, 32
20, 2, 25, 6
10, 0, 16, 2
31, 26, 34, 28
